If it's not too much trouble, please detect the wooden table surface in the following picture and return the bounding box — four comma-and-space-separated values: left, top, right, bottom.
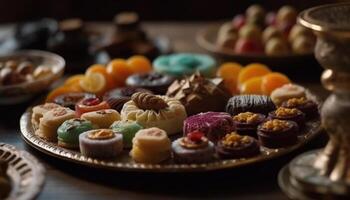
0, 22, 329, 200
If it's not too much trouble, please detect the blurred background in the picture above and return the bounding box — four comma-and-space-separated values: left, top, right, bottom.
0, 0, 340, 22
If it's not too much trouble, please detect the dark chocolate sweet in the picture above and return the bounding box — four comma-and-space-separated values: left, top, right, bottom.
268, 107, 305, 128
226, 95, 276, 115
126, 72, 175, 94
232, 112, 266, 137
257, 119, 298, 148
281, 97, 319, 119
167, 72, 231, 116
54, 92, 95, 110
103, 87, 153, 112
216, 132, 260, 159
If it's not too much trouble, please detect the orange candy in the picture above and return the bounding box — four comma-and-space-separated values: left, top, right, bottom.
86, 64, 115, 90
238, 63, 271, 87
46, 86, 82, 102
240, 77, 263, 94
127, 55, 152, 74
261, 72, 291, 95
217, 62, 242, 94
106, 59, 133, 86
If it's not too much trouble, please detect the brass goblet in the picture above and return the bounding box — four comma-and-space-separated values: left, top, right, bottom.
279, 3, 350, 199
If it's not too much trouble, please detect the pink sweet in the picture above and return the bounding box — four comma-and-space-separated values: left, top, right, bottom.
183, 112, 235, 143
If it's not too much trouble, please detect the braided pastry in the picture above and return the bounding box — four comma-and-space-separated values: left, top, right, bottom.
131, 92, 168, 111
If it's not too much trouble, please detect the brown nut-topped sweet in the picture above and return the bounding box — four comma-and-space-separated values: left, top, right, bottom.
281, 97, 319, 119
269, 107, 305, 128
257, 119, 298, 148
131, 92, 168, 111
233, 112, 260, 124
232, 112, 266, 137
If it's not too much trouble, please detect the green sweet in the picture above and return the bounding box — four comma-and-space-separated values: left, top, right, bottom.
110, 121, 143, 148
57, 118, 95, 145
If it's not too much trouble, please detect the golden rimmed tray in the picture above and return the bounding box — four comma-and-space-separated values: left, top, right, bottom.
19, 93, 323, 173
0, 143, 45, 200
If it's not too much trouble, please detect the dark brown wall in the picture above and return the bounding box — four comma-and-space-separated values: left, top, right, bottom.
0, 0, 338, 23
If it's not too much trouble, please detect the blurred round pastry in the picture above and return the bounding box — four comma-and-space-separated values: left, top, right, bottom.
238, 24, 262, 41
79, 129, 123, 159
268, 107, 305, 128
130, 127, 171, 163
126, 72, 176, 94
31, 103, 62, 129
121, 92, 187, 135
75, 97, 110, 117
172, 130, 215, 164
232, 14, 246, 30
276, 5, 297, 24
265, 37, 289, 56
281, 97, 319, 119
226, 95, 276, 115
36, 107, 76, 142
292, 35, 315, 54
81, 109, 121, 128
153, 53, 216, 78
103, 87, 152, 112
234, 37, 264, 54
262, 26, 283, 44
246, 4, 266, 20
232, 112, 266, 137
166, 72, 230, 116
265, 12, 276, 26
270, 84, 306, 106
183, 112, 234, 143
57, 118, 95, 149
257, 119, 298, 148
54, 92, 95, 110
110, 120, 143, 148
288, 24, 314, 43
216, 132, 260, 159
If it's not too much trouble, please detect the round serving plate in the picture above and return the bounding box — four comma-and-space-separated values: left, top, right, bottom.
0, 143, 45, 200
196, 24, 322, 80
20, 92, 323, 173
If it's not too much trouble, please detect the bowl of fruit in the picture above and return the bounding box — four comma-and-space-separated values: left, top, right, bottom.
197, 5, 321, 78
0, 50, 65, 105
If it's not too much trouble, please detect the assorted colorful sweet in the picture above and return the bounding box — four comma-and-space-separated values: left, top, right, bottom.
166, 72, 230, 116
183, 112, 234, 143
226, 95, 276, 115
79, 129, 123, 159
217, 62, 291, 95
110, 120, 143, 148
216, 132, 260, 159
54, 92, 95, 110
257, 119, 298, 148
268, 107, 305, 128
270, 83, 306, 106
172, 130, 215, 164
126, 72, 176, 94
232, 112, 266, 137
281, 97, 319, 119
153, 53, 216, 77
81, 109, 121, 128
75, 97, 110, 117
57, 118, 95, 149
130, 127, 171, 163
36, 107, 76, 142
121, 92, 187, 135
103, 87, 153, 112
0, 59, 53, 86
216, 4, 316, 55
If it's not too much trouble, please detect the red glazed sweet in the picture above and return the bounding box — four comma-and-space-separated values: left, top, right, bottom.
75, 97, 110, 117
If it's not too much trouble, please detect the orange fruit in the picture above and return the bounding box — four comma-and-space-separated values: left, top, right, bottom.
240, 77, 263, 94
261, 72, 291, 95
127, 55, 152, 74
86, 64, 115, 90
46, 86, 82, 102
80, 72, 106, 94
217, 62, 242, 94
64, 74, 85, 86
107, 59, 133, 86
223, 78, 240, 94
238, 63, 271, 86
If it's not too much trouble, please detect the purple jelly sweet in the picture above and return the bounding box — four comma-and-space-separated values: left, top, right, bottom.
183, 112, 235, 143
